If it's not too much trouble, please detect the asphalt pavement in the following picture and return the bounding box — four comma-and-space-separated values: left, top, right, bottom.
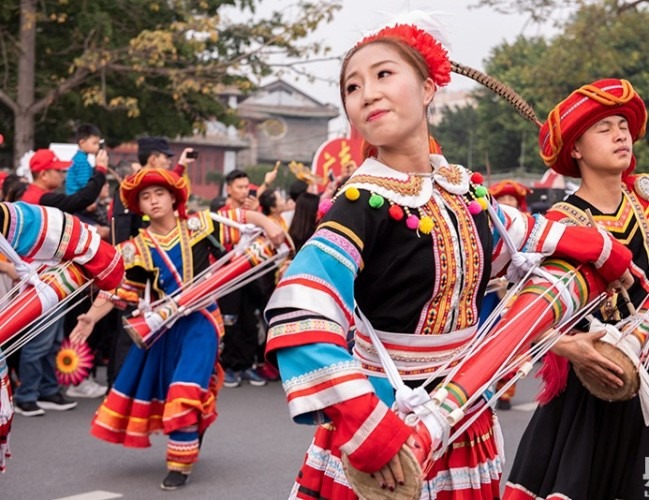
2, 368, 541, 499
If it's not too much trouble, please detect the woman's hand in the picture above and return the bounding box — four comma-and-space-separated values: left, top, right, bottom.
373, 445, 406, 491
70, 314, 96, 344
551, 331, 624, 388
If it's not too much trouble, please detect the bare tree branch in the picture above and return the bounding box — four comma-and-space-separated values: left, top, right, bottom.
0, 89, 17, 113
617, 0, 648, 13
30, 67, 90, 114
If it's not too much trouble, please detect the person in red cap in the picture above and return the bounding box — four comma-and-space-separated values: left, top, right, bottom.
70, 167, 283, 490
505, 78, 649, 499
23, 148, 108, 215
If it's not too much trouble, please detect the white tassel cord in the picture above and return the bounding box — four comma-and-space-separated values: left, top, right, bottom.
447, 292, 607, 444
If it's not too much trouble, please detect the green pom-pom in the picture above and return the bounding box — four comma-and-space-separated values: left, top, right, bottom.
474, 186, 488, 198
368, 193, 385, 209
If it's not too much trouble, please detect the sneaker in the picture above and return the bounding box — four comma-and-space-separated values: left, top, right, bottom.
241, 368, 267, 387
66, 377, 107, 398
223, 369, 241, 388
37, 392, 77, 411
160, 470, 190, 491
14, 401, 45, 417
256, 363, 280, 382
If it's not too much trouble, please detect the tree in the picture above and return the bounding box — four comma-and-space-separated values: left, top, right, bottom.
471, 0, 649, 21
430, 105, 480, 169
466, 36, 549, 173
465, 1, 649, 173
0, 0, 341, 163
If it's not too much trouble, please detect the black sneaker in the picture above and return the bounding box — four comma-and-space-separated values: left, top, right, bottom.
37, 392, 77, 411
160, 471, 190, 491
15, 401, 45, 417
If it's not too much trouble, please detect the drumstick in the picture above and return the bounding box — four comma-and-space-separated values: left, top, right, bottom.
585, 209, 636, 315
272, 161, 281, 172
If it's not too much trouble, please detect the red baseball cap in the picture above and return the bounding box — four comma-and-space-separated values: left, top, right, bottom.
30, 149, 72, 173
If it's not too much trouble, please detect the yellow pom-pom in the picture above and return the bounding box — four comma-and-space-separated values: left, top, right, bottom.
419, 216, 434, 234
477, 197, 489, 211
345, 187, 361, 201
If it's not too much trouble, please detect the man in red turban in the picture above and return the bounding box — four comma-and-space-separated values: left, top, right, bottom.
506, 78, 649, 500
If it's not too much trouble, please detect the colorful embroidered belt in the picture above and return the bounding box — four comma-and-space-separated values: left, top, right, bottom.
353, 322, 479, 380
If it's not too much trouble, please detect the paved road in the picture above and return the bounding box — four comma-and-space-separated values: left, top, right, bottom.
3, 369, 541, 499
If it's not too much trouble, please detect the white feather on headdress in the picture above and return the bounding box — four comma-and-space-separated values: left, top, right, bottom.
17, 150, 34, 183
361, 10, 453, 52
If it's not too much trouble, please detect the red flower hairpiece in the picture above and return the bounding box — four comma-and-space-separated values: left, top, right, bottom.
357, 23, 452, 88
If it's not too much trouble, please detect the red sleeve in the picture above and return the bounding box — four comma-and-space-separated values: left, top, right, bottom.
323, 393, 411, 472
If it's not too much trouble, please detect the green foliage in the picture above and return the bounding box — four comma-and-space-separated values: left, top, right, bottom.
464, 1, 649, 173
430, 105, 480, 169
245, 163, 298, 192
0, 0, 341, 153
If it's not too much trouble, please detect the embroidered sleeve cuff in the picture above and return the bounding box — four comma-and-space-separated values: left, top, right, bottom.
324, 393, 411, 472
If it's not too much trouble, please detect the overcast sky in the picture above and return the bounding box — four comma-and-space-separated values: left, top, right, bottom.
223, 0, 561, 135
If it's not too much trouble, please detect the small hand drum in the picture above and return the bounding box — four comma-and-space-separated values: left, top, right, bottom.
574, 339, 640, 401
341, 446, 423, 500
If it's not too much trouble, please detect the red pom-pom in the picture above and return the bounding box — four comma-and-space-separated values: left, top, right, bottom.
0, 134, 4, 146
388, 204, 404, 220
470, 172, 484, 184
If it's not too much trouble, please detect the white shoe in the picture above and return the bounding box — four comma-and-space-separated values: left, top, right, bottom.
66, 377, 107, 398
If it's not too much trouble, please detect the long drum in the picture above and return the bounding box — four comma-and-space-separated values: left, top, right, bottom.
123, 235, 281, 349
0, 263, 88, 346
452, 259, 608, 397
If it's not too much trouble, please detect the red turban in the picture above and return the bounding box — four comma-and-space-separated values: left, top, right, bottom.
489, 180, 531, 212
120, 167, 189, 219
539, 78, 647, 178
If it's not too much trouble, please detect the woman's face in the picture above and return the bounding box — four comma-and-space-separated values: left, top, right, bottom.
342, 43, 435, 151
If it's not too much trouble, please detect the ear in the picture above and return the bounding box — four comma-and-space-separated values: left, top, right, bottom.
423, 77, 436, 107
570, 143, 582, 160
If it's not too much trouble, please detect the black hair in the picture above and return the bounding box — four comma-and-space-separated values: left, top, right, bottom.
288, 192, 320, 252
210, 195, 227, 212
288, 180, 308, 202
2, 174, 24, 199
5, 180, 28, 202
75, 123, 102, 142
225, 169, 248, 185
259, 188, 277, 215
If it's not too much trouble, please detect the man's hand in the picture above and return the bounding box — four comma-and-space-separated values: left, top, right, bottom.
552, 331, 624, 388
95, 149, 109, 171
263, 220, 285, 247
178, 148, 196, 168
70, 314, 96, 344
263, 169, 278, 188
243, 195, 259, 211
